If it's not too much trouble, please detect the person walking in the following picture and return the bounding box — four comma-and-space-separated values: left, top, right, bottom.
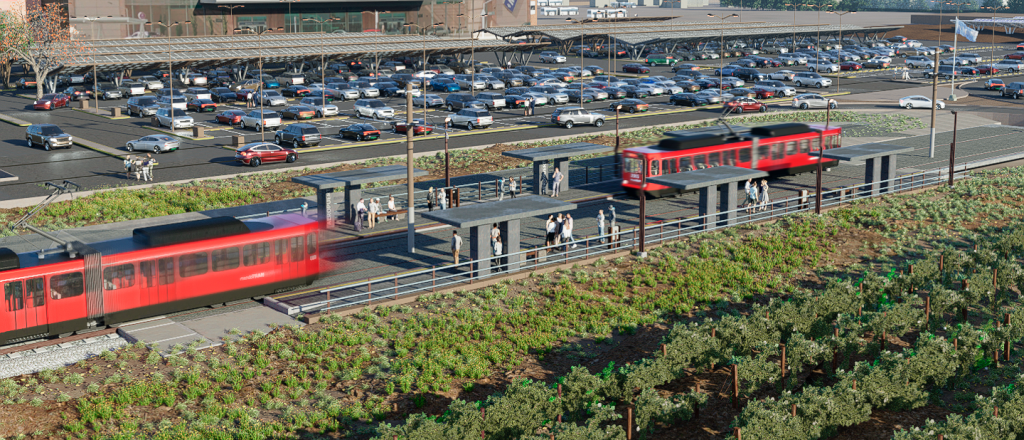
246, 90, 254, 108
124, 155, 133, 179
493, 236, 503, 271
133, 156, 145, 181
609, 205, 616, 230
759, 179, 771, 212
597, 209, 606, 243
387, 195, 397, 222
427, 187, 435, 212
355, 198, 367, 231
545, 215, 556, 247
438, 188, 448, 210
451, 230, 463, 265
508, 176, 518, 198
528, 97, 536, 117
551, 168, 563, 198
498, 176, 507, 201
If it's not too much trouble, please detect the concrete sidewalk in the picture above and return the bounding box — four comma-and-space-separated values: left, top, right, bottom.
844, 84, 970, 104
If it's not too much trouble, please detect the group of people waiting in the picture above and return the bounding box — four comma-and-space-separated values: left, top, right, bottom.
545, 213, 577, 251
426, 187, 449, 211
354, 195, 398, 231
540, 168, 565, 198
743, 179, 772, 213
124, 154, 157, 181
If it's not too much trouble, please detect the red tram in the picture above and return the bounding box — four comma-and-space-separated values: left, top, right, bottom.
622, 123, 843, 198
0, 214, 319, 346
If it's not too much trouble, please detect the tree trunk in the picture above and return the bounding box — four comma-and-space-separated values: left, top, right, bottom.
34, 72, 45, 99
0, 61, 12, 89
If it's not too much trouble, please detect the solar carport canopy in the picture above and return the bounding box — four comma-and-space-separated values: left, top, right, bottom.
483, 20, 902, 47
57, 33, 545, 73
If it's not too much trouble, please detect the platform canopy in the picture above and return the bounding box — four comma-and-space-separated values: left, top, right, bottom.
292, 165, 429, 190
502, 142, 613, 162
821, 143, 915, 162
646, 166, 767, 190
420, 195, 577, 229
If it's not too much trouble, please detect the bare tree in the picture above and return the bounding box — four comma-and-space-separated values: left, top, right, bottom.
1, 2, 89, 98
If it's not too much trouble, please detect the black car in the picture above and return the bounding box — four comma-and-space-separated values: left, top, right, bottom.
282, 85, 312, 97
339, 123, 381, 141
566, 90, 595, 103
619, 85, 649, 99
734, 68, 766, 82
307, 90, 337, 103
669, 93, 709, 107
604, 87, 628, 99
210, 87, 237, 103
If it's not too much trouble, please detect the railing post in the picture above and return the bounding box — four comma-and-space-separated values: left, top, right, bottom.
478, 181, 482, 200
394, 274, 398, 296
586, 166, 590, 184
470, 262, 474, 284
519, 175, 523, 194
432, 266, 436, 292
660, 223, 664, 244
586, 237, 589, 259
368, 278, 372, 306
495, 179, 500, 199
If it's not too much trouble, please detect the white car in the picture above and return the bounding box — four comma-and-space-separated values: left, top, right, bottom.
259, 90, 287, 106
299, 97, 339, 117
913, 47, 936, 56
768, 70, 796, 81
138, 75, 164, 90
520, 92, 550, 106
353, 98, 395, 120
333, 87, 361, 101
994, 59, 1024, 73
939, 56, 971, 66
412, 70, 437, 79
899, 95, 944, 109
779, 53, 808, 65
807, 60, 840, 73
357, 86, 380, 98
454, 75, 486, 90
544, 92, 569, 104
906, 40, 923, 48
904, 56, 934, 69
792, 72, 832, 88
156, 96, 187, 111
239, 110, 282, 131
539, 51, 567, 63
153, 107, 194, 130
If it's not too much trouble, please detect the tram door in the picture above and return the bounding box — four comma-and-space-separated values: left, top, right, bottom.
3, 277, 48, 333
138, 258, 176, 307
274, 237, 306, 281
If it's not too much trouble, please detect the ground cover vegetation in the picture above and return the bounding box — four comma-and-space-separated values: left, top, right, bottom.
0, 159, 1021, 438
0, 111, 924, 237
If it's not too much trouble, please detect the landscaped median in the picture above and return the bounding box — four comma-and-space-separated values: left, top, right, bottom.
0, 111, 925, 238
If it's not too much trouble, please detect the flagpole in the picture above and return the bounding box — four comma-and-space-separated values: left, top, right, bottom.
950, 17, 958, 101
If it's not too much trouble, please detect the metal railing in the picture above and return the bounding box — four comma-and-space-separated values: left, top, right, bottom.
282, 167, 969, 315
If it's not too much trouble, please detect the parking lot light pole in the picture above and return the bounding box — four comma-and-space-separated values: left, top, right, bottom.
949, 110, 958, 187
566, 17, 593, 84
370, 10, 391, 78
981, 6, 1008, 76
784, 4, 798, 54
405, 22, 444, 130
828, 9, 855, 94
217, 5, 244, 34
279, 0, 299, 33
929, 2, 945, 159
302, 17, 339, 113
800, 3, 831, 77
707, 13, 738, 96
147, 20, 189, 114
615, 105, 622, 163
235, 25, 281, 142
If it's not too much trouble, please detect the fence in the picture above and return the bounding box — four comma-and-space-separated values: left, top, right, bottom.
273, 167, 969, 316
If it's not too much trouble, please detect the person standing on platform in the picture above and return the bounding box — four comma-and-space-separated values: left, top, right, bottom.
427, 187, 435, 212
498, 177, 507, 201
438, 188, 448, 210
451, 230, 463, 265
508, 176, 518, 198
529, 97, 536, 117
759, 179, 771, 212
355, 198, 366, 231
597, 209, 606, 243
564, 213, 577, 250
367, 198, 378, 229
551, 168, 563, 197
493, 236, 503, 271
386, 195, 397, 222
545, 215, 556, 247
490, 223, 500, 248
540, 168, 549, 195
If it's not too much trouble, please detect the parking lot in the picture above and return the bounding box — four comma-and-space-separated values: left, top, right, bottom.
2, 36, 1024, 200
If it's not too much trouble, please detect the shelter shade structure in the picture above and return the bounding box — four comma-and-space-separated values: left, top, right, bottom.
646, 166, 768, 228
821, 143, 913, 197
420, 196, 577, 276
502, 143, 613, 195
292, 165, 428, 228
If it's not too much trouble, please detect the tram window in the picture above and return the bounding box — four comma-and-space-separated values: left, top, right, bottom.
785, 141, 797, 156
757, 144, 770, 160
623, 157, 643, 174
810, 137, 820, 152
4, 281, 23, 311
679, 156, 692, 171
140, 261, 156, 287
275, 239, 287, 265
49, 272, 84, 300
158, 258, 175, 285
290, 237, 304, 262
179, 253, 209, 278
799, 139, 809, 153
103, 264, 135, 290
307, 234, 317, 256
26, 278, 44, 307
708, 152, 721, 167
771, 144, 785, 160
243, 242, 271, 267
739, 148, 751, 163
212, 247, 240, 272
693, 154, 706, 169
649, 160, 660, 176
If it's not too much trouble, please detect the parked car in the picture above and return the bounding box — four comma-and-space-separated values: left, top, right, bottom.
898, 95, 944, 109
92, 84, 122, 100
768, 70, 797, 81
338, 123, 381, 141
904, 56, 934, 69
281, 105, 316, 120
539, 51, 567, 63
977, 64, 999, 75
993, 59, 1024, 73
475, 92, 506, 110
126, 134, 179, 153
754, 80, 795, 97
792, 72, 832, 88
64, 86, 93, 101
258, 90, 288, 106
25, 124, 73, 150
861, 57, 891, 69
609, 98, 648, 113
645, 55, 678, 66
392, 119, 435, 135
791, 93, 837, 109
840, 61, 863, 71
669, 92, 710, 106
239, 110, 282, 131
566, 90, 595, 103
412, 94, 445, 108
215, 109, 247, 125
430, 78, 461, 92
33, 93, 71, 111
923, 65, 960, 80
449, 108, 493, 130
118, 80, 147, 96
622, 64, 651, 74
444, 93, 482, 112
186, 98, 217, 112
124, 96, 159, 117
274, 123, 321, 148
154, 107, 194, 129
209, 87, 236, 103
281, 85, 311, 98
725, 96, 768, 113
186, 73, 208, 86
353, 99, 395, 119
235, 142, 297, 167
297, 97, 339, 118
1000, 82, 1024, 99
551, 107, 605, 129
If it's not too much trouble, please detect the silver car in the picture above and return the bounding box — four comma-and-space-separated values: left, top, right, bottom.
354, 99, 394, 120
807, 60, 840, 73
450, 108, 493, 130
156, 96, 188, 110
792, 93, 837, 109
768, 70, 796, 81
696, 89, 734, 103
755, 80, 796, 97
259, 90, 288, 106
299, 97, 339, 117
779, 53, 808, 64
413, 94, 445, 108
119, 80, 146, 96
357, 86, 380, 98
239, 109, 282, 131
479, 75, 505, 90
126, 134, 180, 153
138, 75, 164, 90
334, 87, 361, 101
154, 107, 194, 129
551, 107, 605, 129
539, 51, 567, 63
455, 75, 486, 91
521, 92, 550, 106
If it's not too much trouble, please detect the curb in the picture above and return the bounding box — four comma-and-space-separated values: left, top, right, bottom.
0, 113, 31, 127
71, 108, 132, 120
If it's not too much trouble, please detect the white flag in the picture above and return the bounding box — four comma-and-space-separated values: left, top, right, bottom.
955, 19, 979, 42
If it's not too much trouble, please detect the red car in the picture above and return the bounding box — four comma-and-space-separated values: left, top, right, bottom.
235, 88, 257, 101
216, 109, 247, 125
622, 64, 651, 74
33, 93, 70, 110
978, 65, 999, 75
840, 62, 863, 71
1005, 52, 1024, 60
749, 86, 775, 99
724, 97, 767, 113
186, 98, 218, 112
235, 142, 297, 167
392, 119, 434, 135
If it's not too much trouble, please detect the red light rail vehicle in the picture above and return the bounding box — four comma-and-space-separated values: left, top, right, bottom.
0, 214, 319, 346
622, 123, 843, 198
